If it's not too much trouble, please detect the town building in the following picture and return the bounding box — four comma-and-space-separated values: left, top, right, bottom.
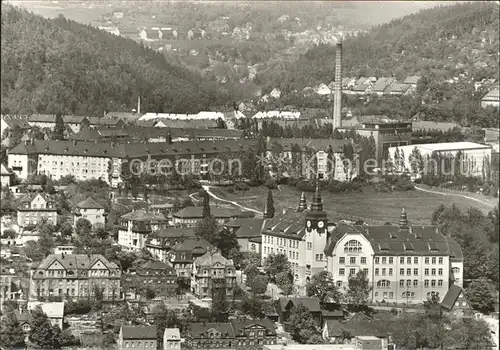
118, 325, 157, 350
266, 138, 358, 181
73, 197, 106, 227
325, 209, 463, 304
0, 163, 13, 188
172, 206, 241, 227
146, 227, 196, 263
338, 116, 413, 163
117, 210, 169, 251
27, 301, 64, 329
191, 249, 236, 298
261, 187, 331, 286
53, 245, 75, 255
30, 254, 121, 301
224, 218, 265, 253
163, 328, 181, 350
278, 297, 322, 330
166, 237, 214, 280
0, 116, 31, 139
1, 267, 23, 308
440, 285, 473, 318
17, 192, 57, 228
388, 142, 493, 178
14, 309, 32, 333
123, 260, 178, 298
27, 114, 125, 133
481, 87, 500, 108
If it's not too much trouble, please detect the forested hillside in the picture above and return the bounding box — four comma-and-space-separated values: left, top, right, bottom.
0, 5, 226, 115
255, 2, 499, 93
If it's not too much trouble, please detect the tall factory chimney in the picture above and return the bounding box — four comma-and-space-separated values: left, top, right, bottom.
137, 96, 141, 115
333, 34, 343, 129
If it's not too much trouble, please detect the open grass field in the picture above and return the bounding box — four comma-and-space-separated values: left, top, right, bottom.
210, 185, 494, 225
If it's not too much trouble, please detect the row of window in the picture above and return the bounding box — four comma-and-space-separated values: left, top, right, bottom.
339, 257, 367, 265
263, 246, 300, 261
124, 341, 156, 348
263, 235, 300, 249
375, 256, 444, 265
398, 279, 444, 288
338, 268, 369, 276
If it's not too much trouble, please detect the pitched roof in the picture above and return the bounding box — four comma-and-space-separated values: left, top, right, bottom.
151, 227, 196, 239
230, 319, 276, 336
186, 323, 235, 338
278, 297, 321, 312
76, 197, 105, 210
163, 328, 181, 340
27, 302, 64, 318
446, 237, 463, 262
324, 317, 396, 338
482, 87, 500, 100
195, 250, 234, 267
412, 121, 460, 131
171, 237, 213, 254
35, 254, 119, 271
386, 83, 410, 93
268, 138, 352, 153
2, 118, 31, 130
224, 218, 265, 238
403, 76, 421, 85
121, 325, 157, 340
14, 310, 32, 324
440, 285, 464, 311
121, 210, 167, 222
263, 209, 308, 239
173, 206, 240, 219
140, 260, 174, 270
0, 163, 12, 176
28, 114, 89, 124
371, 77, 396, 92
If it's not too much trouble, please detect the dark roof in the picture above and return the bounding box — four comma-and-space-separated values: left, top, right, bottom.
371, 77, 395, 92
324, 317, 396, 338
76, 197, 105, 210
446, 237, 463, 262
18, 192, 55, 205
140, 260, 174, 270
28, 114, 89, 124
121, 325, 157, 340
268, 138, 352, 153
441, 285, 464, 311
278, 297, 321, 313
248, 236, 262, 243
121, 210, 167, 222
224, 218, 265, 238
35, 254, 119, 271
2, 118, 31, 130
262, 209, 307, 239
14, 310, 32, 324
171, 237, 213, 254
230, 319, 276, 336
151, 227, 196, 239
136, 119, 218, 129
412, 121, 460, 131
173, 206, 240, 219
386, 83, 410, 93
187, 323, 235, 338
404, 76, 421, 85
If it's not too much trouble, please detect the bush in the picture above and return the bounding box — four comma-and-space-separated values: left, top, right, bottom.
247, 180, 262, 187
1, 229, 17, 239
265, 178, 278, 189
226, 186, 234, 193
235, 182, 249, 191
394, 178, 415, 191
413, 178, 422, 184
64, 300, 92, 315
296, 180, 315, 192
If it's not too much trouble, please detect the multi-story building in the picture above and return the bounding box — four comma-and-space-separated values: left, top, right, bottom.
224, 218, 265, 253
73, 197, 106, 227
481, 87, 499, 108
30, 254, 121, 301
166, 237, 214, 280
27, 114, 125, 133
118, 325, 157, 350
122, 260, 178, 298
146, 227, 196, 263
261, 188, 330, 286
172, 206, 241, 227
191, 250, 236, 298
163, 328, 181, 350
325, 209, 463, 304
0, 163, 13, 188
183, 320, 277, 349
1, 267, 23, 308
117, 210, 169, 251
27, 302, 65, 329
17, 192, 57, 228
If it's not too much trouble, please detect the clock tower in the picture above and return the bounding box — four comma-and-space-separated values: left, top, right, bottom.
305, 183, 328, 235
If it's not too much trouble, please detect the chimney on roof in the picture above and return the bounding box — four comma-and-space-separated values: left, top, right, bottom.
297, 192, 307, 212
399, 208, 408, 229
333, 34, 343, 130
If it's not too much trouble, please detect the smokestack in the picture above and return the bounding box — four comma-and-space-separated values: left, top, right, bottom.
333, 34, 343, 129
137, 96, 141, 115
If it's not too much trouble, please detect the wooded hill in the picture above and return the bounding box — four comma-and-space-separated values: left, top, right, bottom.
0, 5, 228, 116
255, 2, 500, 94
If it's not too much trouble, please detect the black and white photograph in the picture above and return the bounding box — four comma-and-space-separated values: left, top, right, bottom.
0, 0, 499, 349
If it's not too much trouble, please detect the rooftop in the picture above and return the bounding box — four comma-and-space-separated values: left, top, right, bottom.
76, 197, 105, 210
224, 218, 265, 238
35, 254, 119, 271
121, 210, 167, 222
121, 325, 157, 340
400, 142, 491, 152
27, 302, 64, 318
173, 206, 240, 219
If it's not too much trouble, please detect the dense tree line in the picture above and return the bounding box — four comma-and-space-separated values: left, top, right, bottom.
0, 5, 230, 116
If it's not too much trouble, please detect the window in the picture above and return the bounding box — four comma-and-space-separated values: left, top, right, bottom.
400, 257, 404, 264
344, 240, 362, 253
339, 257, 345, 264
375, 268, 379, 276
425, 257, 429, 264
406, 280, 411, 287
407, 257, 411, 264
413, 280, 418, 287
336, 281, 342, 287
438, 268, 443, 276
407, 268, 411, 276
425, 268, 429, 276
389, 268, 393, 276
438, 257, 443, 264
438, 280, 443, 287
414, 268, 418, 276
375, 257, 380, 264
400, 268, 404, 275
377, 280, 390, 288
363, 268, 368, 275
431, 269, 436, 276
389, 257, 394, 264
382, 257, 387, 264
452, 267, 460, 274
431, 257, 436, 264
414, 257, 418, 264
361, 257, 366, 264
399, 280, 404, 287
339, 269, 345, 276
349, 269, 356, 276
389, 292, 394, 299
382, 268, 386, 276
402, 291, 415, 299
431, 280, 436, 287
350, 257, 356, 264
425, 280, 429, 287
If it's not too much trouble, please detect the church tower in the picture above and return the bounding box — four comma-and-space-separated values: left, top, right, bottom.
297, 192, 307, 212
305, 183, 328, 235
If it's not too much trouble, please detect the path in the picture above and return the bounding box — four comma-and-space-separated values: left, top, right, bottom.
202, 186, 263, 215
414, 185, 496, 210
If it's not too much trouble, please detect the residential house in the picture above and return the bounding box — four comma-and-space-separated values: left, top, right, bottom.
351, 83, 370, 95
0, 163, 13, 188
17, 193, 57, 228
27, 302, 64, 329
123, 261, 178, 298
385, 83, 411, 96
118, 325, 157, 350
315, 83, 331, 95
481, 87, 500, 108
341, 77, 357, 90
30, 254, 121, 301
252, 111, 301, 120
1, 267, 23, 308
191, 250, 236, 298
0, 117, 31, 139
371, 77, 396, 96
224, 218, 265, 253
73, 197, 106, 227
325, 209, 464, 304
403, 75, 421, 88
117, 210, 169, 251
14, 309, 32, 333
278, 298, 322, 331
172, 206, 241, 227
230, 319, 277, 348
440, 285, 473, 318
53, 245, 75, 255
270, 88, 282, 99
163, 328, 181, 350
146, 227, 196, 263
166, 237, 214, 280
27, 115, 90, 133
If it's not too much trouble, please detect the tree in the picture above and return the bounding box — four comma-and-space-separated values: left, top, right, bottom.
263, 253, 291, 282
465, 280, 495, 313
306, 271, 341, 304
288, 304, 322, 344
244, 264, 260, 283
443, 318, 493, 349
250, 275, 268, 295
29, 306, 58, 349
211, 227, 241, 264
153, 303, 183, 343
211, 288, 229, 322
241, 294, 264, 319
0, 312, 25, 348
57, 328, 80, 347
266, 189, 275, 218
75, 218, 92, 235
54, 112, 65, 141
346, 270, 371, 308
202, 190, 211, 218
145, 287, 156, 300
45, 176, 55, 194
195, 215, 219, 243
